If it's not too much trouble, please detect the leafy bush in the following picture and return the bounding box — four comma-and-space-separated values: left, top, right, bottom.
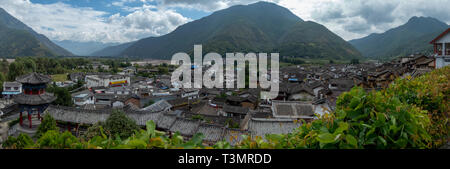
386, 66, 449, 147
35, 113, 58, 138
104, 110, 140, 139
2, 133, 34, 149
37, 130, 80, 149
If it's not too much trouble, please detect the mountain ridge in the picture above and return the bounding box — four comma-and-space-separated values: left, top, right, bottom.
0, 7, 73, 56
349, 16, 449, 59
101, 1, 362, 60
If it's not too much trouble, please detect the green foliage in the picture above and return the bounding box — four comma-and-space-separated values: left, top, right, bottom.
104, 110, 140, 139
35, 114, 59, 138
47, 85, 73, 106
82, 122, 109, 141
350, 59, 359, 64
37, 130, 80, 149
191, 115, 205, 121
2, 133, 34, 149
225, 118, 240, 129
385, 66, 449, 147
7, 62, 26, 81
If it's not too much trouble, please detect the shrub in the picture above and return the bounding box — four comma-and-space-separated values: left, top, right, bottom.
104, 110, 140, 139
35, 113, 58, 138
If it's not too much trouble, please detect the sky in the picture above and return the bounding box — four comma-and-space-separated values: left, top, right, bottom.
0, 0, 449, 44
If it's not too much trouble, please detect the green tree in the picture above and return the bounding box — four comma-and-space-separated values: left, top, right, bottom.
0, 72, 5, 93
2, 133, 34, 149
350, 59, 359, 64
7, 62, 26, 81
104, 110, 140, 139
82, 122, 109, 141
48, 86, 73, 106
35, 114, 59, 138
37, 130, 80, 149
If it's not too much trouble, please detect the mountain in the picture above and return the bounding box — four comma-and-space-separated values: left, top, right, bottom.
112, 1, 361, 60
0, 24, 54, 57
349, 16, 449, 59
90, 41, 136, 56
54, 40, 120, 56
0, 8, 73, 57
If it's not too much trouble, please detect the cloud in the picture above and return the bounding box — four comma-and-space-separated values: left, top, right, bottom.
1, 0, 448, 42
301, 0, 450, 40
0, 0, 190, 43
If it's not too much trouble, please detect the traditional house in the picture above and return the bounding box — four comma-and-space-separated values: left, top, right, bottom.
430, 28, 450, 68
221, 105, 249, 119
287, 84, 315, 101
2, 82, 22, 99
71, 90, 94, 106
181, 88, 200, 100
226, 95, 258, 109
85, 74, 130, 88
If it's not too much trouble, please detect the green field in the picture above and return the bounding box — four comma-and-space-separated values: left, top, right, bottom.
51, 74, 68, 82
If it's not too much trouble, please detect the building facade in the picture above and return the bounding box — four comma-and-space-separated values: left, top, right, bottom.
85, 74, 130, 88
430, 28, 450, 68
2, 82, 22, 99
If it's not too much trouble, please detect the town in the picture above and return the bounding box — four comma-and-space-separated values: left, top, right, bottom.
1, 27, 448, 146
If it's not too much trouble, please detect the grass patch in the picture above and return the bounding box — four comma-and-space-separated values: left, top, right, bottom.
51, 74, 68, 82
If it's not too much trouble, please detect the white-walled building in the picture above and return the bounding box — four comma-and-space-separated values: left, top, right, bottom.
2, 82, 22, 99
72, 90, 95, 106
430, 28, 450, 68
85, 74, 130, 88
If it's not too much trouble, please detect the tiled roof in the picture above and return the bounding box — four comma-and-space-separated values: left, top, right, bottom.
16, 73, 51, 84
13, 93, 56, 105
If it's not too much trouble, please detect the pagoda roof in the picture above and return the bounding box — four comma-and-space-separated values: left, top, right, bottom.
16, 73, 52, 84
13, 92, 56, 105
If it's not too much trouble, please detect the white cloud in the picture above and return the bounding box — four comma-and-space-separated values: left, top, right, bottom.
1, 0, 448, 43
148, 0, 450, 40
0, 0, 190, 43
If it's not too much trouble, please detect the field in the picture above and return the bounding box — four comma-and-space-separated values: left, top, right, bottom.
51, 74, 68, 82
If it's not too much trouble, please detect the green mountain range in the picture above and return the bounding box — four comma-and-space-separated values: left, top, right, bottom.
94, 2, 362, 60
0, 8, 73, 57
349, 16, 449, 59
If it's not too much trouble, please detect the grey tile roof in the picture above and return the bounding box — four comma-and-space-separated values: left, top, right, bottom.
13, 93, 56, 105
196, 124, 224, 142
156, 114, 177, 130
169, 118, 200, 136
16, 73, 51, 84
248, 118, 301, 138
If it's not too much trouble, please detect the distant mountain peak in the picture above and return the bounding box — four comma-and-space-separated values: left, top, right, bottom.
112, 2, 360, 60
405, 16, 447, 26
350, 16, 448, 59
0, 7, 73, 56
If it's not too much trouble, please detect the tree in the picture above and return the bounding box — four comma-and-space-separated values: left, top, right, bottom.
104, 110, 140, 139
35, 114, 58, 138
0, 73, 5, 93
82, 122, 109, 141
350, 59, 359, 64
7, 62, 26, 81
2, 133, 34, 149
37, 130, 79, 149
158, 67, 168, 74
49, 86, 73, 106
